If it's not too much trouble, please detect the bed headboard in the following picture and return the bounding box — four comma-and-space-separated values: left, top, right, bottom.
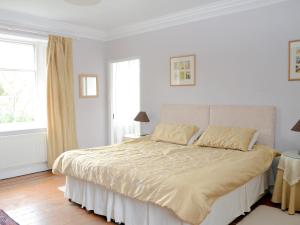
160, 104, 276, 147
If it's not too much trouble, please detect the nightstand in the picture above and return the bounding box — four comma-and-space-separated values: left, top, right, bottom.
272, 151, 300, 214
123, 134, 141, 142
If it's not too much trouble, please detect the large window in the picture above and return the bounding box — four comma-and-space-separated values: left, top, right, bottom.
0, 35, 47, 132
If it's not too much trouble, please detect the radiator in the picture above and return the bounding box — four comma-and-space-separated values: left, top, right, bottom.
0, 131, 48, 179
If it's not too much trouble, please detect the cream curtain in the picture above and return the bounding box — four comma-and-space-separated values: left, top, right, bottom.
47, 35, 78, 168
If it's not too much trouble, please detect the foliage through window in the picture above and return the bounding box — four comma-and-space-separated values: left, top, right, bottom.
0, 35, 47, 131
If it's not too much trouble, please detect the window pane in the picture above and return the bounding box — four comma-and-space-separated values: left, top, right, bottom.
0, 71, 36, 124
0, 41, 35, 70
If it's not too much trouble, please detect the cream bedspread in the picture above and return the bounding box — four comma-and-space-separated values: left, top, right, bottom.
52, 137, 275, 225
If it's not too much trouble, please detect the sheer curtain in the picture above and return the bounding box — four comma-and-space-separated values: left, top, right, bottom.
111, 59, 140, 144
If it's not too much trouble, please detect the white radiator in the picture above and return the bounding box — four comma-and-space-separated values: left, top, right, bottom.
0, 131, 48, 179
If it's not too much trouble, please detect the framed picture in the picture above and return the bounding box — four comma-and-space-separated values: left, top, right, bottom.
289, 40, 300, 81
79, 74, 99, 98
170, 55, 195, 86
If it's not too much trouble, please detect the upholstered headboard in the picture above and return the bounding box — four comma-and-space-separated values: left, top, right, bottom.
160, 104, 276, 147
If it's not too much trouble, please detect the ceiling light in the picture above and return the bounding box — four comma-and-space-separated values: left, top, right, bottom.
65, 0, 102, 6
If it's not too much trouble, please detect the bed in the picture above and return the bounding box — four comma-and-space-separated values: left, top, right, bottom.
53, 104, 276, 225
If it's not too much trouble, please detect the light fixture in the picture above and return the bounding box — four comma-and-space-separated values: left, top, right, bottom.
134, 111, 150, 136
291, 120, 300, 155
291, 120, 300, 132
134, 112, 150, 123
65, 0, 102, 6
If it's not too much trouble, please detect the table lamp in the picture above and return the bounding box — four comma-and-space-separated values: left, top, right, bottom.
134, 111, 150, 136
291, 120, 300, 155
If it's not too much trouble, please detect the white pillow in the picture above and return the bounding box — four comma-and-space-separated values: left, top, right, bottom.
187, 129, 203, 145
248, 131, 259, 150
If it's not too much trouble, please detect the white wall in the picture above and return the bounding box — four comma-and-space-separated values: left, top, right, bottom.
106, 0, 300, 151
0, 131, 48, 179
73, 39, 108, 147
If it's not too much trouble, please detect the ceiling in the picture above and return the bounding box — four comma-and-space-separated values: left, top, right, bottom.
0, 0, 219, 31
0, 0, 288, 40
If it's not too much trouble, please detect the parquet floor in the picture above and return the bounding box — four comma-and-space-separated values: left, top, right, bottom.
0, 171, 278, 225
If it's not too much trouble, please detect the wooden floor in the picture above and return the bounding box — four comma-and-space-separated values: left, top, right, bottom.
0, 171, 278, 225
0, 172, 113, 225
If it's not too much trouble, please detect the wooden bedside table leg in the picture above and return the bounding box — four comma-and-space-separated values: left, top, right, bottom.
281, 181, 287, 211
288, 185, 296, 215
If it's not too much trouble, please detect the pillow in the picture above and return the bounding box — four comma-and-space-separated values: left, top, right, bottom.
194, 125, 257, 151
187, 129, 203, 145
151, 123, 198, 145
248, 131, 259, 150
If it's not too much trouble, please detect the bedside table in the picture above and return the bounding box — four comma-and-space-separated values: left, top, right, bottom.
272, 151, 300, 214
123, 134, 141, 142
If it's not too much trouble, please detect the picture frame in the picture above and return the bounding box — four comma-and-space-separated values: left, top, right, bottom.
170, 55, 195, 86
289, 40, 300, 81
79, 74, 99, 98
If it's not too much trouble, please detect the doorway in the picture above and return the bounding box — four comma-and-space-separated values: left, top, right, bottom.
110, 58, 140, 144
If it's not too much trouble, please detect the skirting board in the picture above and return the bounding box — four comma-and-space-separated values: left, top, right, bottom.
0, 162, 49, 180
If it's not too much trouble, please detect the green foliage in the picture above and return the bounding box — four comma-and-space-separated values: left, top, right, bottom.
15, 115, 34, 123
0, 83, 6, 96
0, 113, 14, 123
0, 113, 34, 123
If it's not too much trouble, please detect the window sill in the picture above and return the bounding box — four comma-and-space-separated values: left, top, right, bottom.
0, 126, 47, 136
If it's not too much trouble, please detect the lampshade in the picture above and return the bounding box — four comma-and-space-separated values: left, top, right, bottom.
291, 120, 300, 132
134, 111, 150, 122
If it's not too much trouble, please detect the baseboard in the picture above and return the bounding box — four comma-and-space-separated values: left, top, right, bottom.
0, 162, 49, 180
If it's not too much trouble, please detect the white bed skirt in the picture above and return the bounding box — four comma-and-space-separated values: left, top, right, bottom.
65, 174, 268, 225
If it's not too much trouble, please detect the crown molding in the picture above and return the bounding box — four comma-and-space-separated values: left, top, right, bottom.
0, 0, 289, 41
0, 9, 106, 41
105, 0, 289, 41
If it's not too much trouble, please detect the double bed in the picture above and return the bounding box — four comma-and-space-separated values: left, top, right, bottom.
53, 104, 277, 225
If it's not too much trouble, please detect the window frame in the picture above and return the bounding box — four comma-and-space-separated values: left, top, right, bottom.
0, 35, 47, 135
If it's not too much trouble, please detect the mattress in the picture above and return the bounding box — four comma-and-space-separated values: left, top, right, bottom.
65, 173, 268, 225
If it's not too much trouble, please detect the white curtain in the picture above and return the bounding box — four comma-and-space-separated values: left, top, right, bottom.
112, 59, 140, 144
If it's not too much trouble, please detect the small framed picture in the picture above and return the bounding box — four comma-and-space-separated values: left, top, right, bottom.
289, 40, 300, 81
170, 55, 195, 86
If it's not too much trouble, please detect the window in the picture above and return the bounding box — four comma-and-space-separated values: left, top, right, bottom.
0, 34, 47, 132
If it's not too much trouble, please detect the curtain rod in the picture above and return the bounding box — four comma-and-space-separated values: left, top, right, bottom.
0, 24, 81, 40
